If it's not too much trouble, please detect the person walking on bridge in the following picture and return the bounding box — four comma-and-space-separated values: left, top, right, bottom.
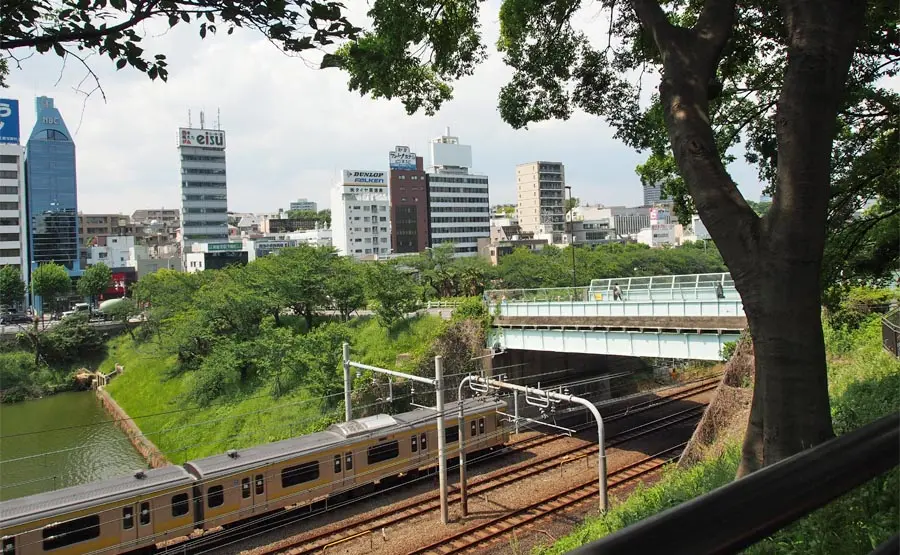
613, 283, 623, 301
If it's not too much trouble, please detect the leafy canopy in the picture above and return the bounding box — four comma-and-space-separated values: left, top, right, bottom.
0, 266, 26, 308
77, 263, 113, 300
1, 0, 360, 86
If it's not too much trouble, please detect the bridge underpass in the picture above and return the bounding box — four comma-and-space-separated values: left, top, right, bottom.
485, 272, 746, 368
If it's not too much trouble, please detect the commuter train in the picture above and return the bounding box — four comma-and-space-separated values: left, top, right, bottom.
0, 397, 508, 555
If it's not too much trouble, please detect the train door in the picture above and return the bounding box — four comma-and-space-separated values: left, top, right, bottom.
120, 503, 138, 548
239, 476, 254, 518
253, 473, 267, 512
136, 499, 154, 542
342, 451, 355, 488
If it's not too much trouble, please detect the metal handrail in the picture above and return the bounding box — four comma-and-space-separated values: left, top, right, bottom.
570, 412, 900, 555
882, 307, 900, 357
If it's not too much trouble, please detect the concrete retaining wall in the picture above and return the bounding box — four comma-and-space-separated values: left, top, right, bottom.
95, 388, 170, 468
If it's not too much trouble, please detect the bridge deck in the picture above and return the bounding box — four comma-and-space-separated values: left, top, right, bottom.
495, 315, 747, 332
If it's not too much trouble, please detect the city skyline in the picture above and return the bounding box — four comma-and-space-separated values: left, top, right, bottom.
2, 4, 766, 215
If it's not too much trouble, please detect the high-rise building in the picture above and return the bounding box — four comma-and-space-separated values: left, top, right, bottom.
178, 119, 228, 255
516, 161, 566, 244
25, 96, 81, 285
289, 198, 318, 212
0, 97, 27, 306
79, 213, 134, 240
331, 170, 391, 259
643, 182, 662, 205
427, 129, 490, 257
389, 145, 430, 253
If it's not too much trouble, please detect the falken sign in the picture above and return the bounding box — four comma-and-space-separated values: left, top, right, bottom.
389, 146, 417, 171
179, 128, 226, 149
343, 170, 387, 185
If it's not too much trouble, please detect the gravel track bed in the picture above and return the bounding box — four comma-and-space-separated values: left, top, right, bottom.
210, 385, 713, 555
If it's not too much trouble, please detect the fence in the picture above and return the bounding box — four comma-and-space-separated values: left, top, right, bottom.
882, 308, 900, 357
569, 412, 899, 555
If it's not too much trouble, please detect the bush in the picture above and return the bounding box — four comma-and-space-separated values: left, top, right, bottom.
825, 286, 898, 331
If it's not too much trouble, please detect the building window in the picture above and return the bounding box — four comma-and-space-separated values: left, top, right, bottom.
0, 155, 18, 164
0, 170, 18, 179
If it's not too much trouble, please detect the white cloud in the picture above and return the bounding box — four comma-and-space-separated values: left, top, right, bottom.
2, 2, 764, 215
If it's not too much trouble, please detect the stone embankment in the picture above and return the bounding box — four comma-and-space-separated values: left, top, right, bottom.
96, 383, 169, 468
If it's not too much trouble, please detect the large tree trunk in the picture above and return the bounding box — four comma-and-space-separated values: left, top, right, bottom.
633, 0, 866, 473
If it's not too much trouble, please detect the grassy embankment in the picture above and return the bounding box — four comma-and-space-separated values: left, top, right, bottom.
102, 314, 447, 464
537, 316, 900, 555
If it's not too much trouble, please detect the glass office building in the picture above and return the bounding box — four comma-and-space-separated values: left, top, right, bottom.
25, 96, 81, 279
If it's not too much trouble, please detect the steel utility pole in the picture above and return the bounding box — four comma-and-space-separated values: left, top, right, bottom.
566, 185, 576, 290
342, 343, 451, 524
457, 375, 607, 517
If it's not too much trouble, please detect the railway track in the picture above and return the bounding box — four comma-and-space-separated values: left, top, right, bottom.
166, 377, 717, 555
248, 399, 708, 555
408, 444, 686, 555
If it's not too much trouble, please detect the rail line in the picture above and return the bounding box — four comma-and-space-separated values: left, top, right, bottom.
249, 399, 708, 555
408, 444, 686, 555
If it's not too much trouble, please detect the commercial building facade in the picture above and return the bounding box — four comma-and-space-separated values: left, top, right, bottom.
427, 130, 490, 257
389, 145, 430, 253
331, 170, 391, 259
516, 161, 566, 243
178, 124, 229, 257
0, 97, 27, 305
79, 213, 133, 239
25, 96, 81, 284
289, 198, 317, 212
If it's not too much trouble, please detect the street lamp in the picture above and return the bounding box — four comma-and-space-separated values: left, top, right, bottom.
565, 185, 576, 289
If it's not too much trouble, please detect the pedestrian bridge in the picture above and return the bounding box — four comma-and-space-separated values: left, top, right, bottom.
484, 272, 745, 361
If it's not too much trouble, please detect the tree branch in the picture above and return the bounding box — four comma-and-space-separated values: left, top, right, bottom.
692, 0, 737, 72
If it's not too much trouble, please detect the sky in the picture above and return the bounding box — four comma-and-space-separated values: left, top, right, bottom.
2, 1, 766, 215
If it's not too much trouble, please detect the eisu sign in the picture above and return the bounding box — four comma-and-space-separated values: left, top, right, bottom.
389, 146, 417, 171
343, 170, 387, 185
179, 128, 226, 149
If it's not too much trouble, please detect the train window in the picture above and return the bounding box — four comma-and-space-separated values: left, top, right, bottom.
139, 502, 151, 525
1, 536, 13, 553
42, 514, 100, 550
172, 493, 190, 516
421, 433, 428, 450
255, 474, 265, 495
470, 420, 477, 437
241, 478, 251, 499
345, 452, 353, 471
445, 426, 459, 444
282, 461, 320, 488
122, 506, 134, 530
367, 440, 399, 465
207, 485, 225, 508
411, 434, 418, 452
479, 418, 485, 435
334, 454, 342, 474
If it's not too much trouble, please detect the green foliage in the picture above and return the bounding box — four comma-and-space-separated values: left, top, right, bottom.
0, 352, 41, 402
31, 263, 71, 314
720, 340, 737, 361
0, 265, 25, 308
451, 296, 492, 332
1, 0, 360, 86
325, 257, 366, 321
40, 314, 106, 366
824, 286, 898, 332
77, 263, 112, 305
537, 313, 900, 555
363, 262, 421, 327
286, 209, 332, 227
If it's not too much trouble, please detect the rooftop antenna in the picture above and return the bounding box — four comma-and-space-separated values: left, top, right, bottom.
216, 108, 221, 130
199, 110, 206, 130
445, 126, 450, 136
188, 109, 192, 128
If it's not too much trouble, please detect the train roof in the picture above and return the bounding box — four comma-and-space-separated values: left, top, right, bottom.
184, 396, 506, 480
0, 465, 193, 529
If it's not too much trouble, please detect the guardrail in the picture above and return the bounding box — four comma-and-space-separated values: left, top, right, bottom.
569, 412, 900, 555
882, 307, 900, 357
425, 300, 465, 309
485, 283, 739, 304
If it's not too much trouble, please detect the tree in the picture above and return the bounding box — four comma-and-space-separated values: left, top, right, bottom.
31, 263, 71, 317
104, 298, 140, 340
325, 257, 366, 321
260, 246, 334, 329
564, 196, 581, 214
0, 266, 25, 309
329, 0, 881, 473
363, 262, 420, 327
77, 263, 112, 314
1, 0, 360, 87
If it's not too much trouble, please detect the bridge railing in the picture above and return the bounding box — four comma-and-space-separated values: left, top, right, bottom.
493, 298, 745, 319
882, 307, 900, 357
568, 412, 899, 555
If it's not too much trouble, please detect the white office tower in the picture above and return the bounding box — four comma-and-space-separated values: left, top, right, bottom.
331, 170, 391, 259
516, 161, 566, 244
427, 128, 490, 256
0, 142, 27, 297
178, 113, 228, 256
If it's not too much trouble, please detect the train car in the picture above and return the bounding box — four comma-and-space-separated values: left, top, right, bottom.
183, 397, 508, 532
0, 466, 196, 555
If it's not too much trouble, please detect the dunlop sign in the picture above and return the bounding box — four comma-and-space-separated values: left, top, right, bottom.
343, 170, 387, 185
